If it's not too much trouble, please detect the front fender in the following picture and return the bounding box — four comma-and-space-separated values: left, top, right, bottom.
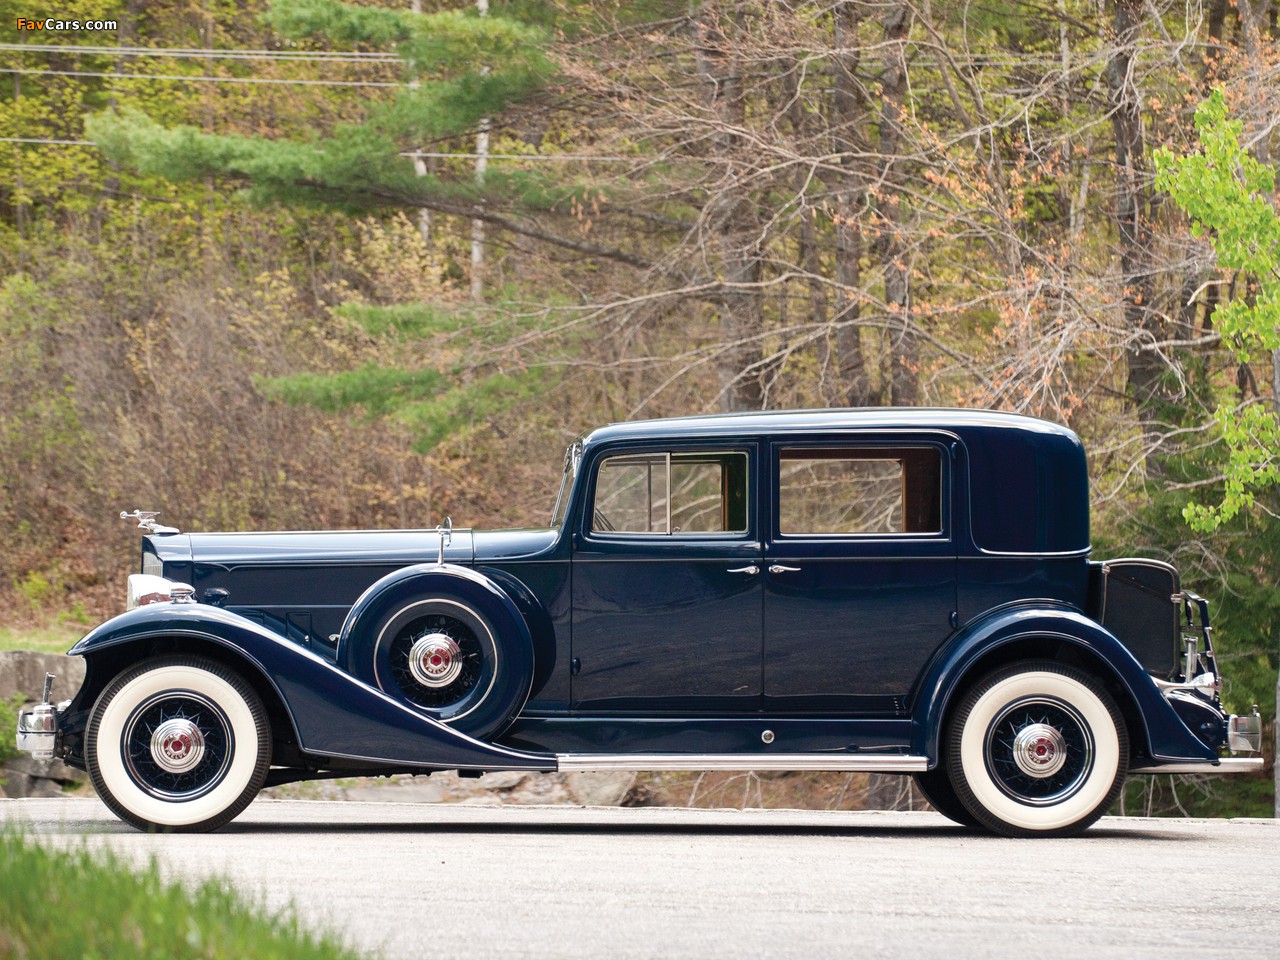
912, 604, 1218, 766
69, 604, 553, 770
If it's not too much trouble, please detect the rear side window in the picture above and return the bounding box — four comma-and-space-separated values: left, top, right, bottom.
778, 447, 941, 535
592, 451, 748, 535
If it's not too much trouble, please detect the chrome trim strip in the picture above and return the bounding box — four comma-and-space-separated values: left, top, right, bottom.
1129, 757, 1264, 775
556, 753, 928, 772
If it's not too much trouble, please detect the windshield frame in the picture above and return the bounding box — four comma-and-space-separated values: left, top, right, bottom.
550, 439, 583, 528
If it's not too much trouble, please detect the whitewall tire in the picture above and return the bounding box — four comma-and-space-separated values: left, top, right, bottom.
945, 661, 1127, 838
86, 656, 271, 832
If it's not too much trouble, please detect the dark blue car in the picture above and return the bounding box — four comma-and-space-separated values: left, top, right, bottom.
16, 409, 1262, 835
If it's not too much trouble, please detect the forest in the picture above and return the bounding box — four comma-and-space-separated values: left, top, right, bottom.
0, 0, 1277, 815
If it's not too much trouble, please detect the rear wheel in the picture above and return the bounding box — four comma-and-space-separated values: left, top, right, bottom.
912, 767, 980, 829
945, 661, 1127, 838
86, 656, 271, 832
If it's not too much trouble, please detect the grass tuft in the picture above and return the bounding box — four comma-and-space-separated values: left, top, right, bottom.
0, 624, 84, 655
0, 831, 362, 960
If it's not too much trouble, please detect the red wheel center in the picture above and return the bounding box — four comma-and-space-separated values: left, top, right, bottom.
1029, 739, 1055, 764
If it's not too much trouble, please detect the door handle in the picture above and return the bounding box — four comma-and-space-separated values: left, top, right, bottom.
727, 565, 760, 575
769, 564, 802, 574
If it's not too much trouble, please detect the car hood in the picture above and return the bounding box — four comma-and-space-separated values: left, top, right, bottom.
471, 528, 559, 561
150, 526, 560, 568
152, 528, 476, 568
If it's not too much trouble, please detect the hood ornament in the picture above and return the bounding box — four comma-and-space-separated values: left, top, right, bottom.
435, 516, 452, 564
119, 509, 180, 534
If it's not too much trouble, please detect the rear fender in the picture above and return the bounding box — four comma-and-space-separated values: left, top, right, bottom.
913, 605, 1217, 766
68, 604, 553, 770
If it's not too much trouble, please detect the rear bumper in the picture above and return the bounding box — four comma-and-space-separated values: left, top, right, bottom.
1130, 757, 1264, 775
1227, 711, 1262, 753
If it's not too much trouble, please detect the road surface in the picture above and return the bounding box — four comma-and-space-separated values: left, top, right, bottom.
4, 797, 1276, 959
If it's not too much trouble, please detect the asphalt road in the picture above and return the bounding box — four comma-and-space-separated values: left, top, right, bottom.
4, 797, 1277, 960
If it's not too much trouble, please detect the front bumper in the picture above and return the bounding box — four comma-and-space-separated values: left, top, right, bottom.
16, 701, 58, 761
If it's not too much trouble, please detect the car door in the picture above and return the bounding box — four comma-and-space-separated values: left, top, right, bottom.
762, 437, 957, 714
571, 442, 763, 712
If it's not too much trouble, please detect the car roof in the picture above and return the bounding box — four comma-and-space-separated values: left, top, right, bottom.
581, 408, 1077, 446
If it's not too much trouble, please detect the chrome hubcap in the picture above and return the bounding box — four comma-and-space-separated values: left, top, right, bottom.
408, 633, 463, 688
149, 718, 206, 773
1011, 723, 1067, 779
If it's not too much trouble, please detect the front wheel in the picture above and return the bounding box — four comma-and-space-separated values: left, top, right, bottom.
946, 661, 1128, 838
86, 656, 271, 832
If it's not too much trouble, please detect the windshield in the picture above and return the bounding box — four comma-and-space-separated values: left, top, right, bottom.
550, 440, 583, 528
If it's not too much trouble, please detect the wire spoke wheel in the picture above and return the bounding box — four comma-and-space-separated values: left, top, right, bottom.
86, 656, 271, 832
388, 613, 484, 709
984, 698, 1093, 806
946, 660, 1127, 838
121, 691, 234, 801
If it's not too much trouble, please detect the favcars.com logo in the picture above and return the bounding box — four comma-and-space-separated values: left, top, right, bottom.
16, 17, 118, 31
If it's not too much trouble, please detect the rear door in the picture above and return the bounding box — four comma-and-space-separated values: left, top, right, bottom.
762, 437, 957, 714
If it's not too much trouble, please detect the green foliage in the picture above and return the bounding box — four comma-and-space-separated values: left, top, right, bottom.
90, 1, 557, 215
334, 302, 477, 339
1154, 89, 1280, 532
265, 363, 558, 452
263, 363, 449, 416
262, 0, 411, 45
0, 831, 360, 960
393, 368, 559, 451
0, 696, 21, 768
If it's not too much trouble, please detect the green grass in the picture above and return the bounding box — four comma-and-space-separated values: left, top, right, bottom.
0, 694, 20, 768
0, 623, 84, 655
0, 832, 362, 960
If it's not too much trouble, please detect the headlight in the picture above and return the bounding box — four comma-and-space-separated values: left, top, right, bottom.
127, 574, 176, 610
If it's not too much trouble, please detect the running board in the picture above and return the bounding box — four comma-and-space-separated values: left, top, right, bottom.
1129, 757, 1263, 775
556, 753, 928, 773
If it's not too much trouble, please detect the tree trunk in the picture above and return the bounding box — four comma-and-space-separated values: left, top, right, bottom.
1107, 0, 1162, 420
696, 5, 764, 412
832, 1, 875, 407
875, 2, 917, 407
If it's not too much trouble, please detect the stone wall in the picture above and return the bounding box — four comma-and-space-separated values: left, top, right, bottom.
1, 651, 87, 798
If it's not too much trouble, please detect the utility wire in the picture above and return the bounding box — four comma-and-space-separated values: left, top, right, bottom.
0, 136, 95, 145
0, 136, 633, 162
0, 67, 401, 87
0, 42, 400, 63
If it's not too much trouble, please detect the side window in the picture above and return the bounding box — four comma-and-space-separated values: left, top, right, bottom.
592, 451, 748, 535
778, 447, 942, 536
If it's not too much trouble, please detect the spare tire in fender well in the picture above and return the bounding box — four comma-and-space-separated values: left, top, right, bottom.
337, 563, 535, 742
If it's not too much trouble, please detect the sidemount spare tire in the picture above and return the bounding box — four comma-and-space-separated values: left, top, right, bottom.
339, 564, 534, 742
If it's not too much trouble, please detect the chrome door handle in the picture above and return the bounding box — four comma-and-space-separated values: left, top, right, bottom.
727, 565, 760, 575
769, 564, 802, 574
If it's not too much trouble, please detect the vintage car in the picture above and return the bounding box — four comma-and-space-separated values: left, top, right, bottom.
16, 409, 1262, 836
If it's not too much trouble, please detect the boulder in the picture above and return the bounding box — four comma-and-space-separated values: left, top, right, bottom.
1, 650, 88, 799
0, 651, 85, 704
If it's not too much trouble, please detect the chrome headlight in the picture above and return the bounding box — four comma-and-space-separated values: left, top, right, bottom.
126, 574, 194, 609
